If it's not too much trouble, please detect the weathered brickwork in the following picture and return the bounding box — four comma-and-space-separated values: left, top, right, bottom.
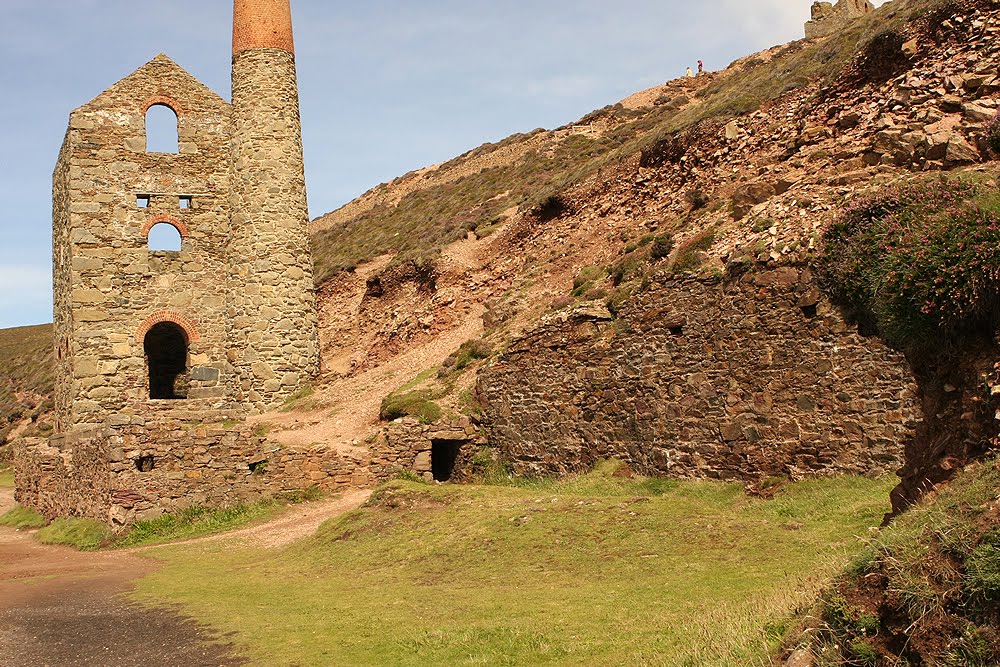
16, 424, 370, 527
233, 0, 296, 54
478, 268, 920, 481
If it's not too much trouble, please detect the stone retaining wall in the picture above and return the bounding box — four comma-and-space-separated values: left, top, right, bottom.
15, 422, 371, 527
477, 268, 920, 481
372, 417, 485, 483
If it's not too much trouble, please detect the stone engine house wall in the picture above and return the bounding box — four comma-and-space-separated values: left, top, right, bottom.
478, 268, 920, 481
52, 55, 234, 432
26, 1, 326, 526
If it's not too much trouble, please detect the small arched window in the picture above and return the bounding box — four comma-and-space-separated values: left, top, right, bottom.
144, 321, 189, 400
145, 104, 179, 153
148, 222, 182, 252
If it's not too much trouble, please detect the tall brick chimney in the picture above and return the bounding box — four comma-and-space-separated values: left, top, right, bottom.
233, 0, 295, 55
228, 0, 320, 411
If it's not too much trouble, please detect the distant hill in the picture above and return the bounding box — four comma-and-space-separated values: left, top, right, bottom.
0, 324, 53, 456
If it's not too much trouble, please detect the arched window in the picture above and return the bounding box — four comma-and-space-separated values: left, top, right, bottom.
147, 222, 182, 252
144, 321, 188, 400
145, 104, 179, 153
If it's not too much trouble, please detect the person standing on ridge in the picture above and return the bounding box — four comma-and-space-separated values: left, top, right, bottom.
697, 60, 704, 74
686, 66, 694, 78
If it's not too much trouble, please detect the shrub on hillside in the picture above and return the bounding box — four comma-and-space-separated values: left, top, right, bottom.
379, 390, 442, 424
855, 30, 910, 84
985, 113, 1000, 156
819, 179, 1000, 348
441, 339, 492, 375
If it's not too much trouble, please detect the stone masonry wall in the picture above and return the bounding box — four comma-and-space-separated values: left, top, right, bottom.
52, 134, 73, 433
371, 418, 485, 483
15, 423, 371, 527
229, 48, 320, 412
54, 55, 235, 431
478, 267, 920, 481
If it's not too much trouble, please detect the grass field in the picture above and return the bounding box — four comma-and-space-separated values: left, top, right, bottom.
134, 469, 894, 666
0, 466, 13, 488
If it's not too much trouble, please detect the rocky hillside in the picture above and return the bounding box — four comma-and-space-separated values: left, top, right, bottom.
5, 0, 1000, 662
0, 324, 53, 460
307, 0, 1000, 497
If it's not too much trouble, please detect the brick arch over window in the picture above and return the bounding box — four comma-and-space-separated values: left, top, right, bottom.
135, 311, 202, 345
141, 215, 189, 238
140, 95, 184, 116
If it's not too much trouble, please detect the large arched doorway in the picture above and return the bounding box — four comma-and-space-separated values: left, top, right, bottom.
144, 321, 188, 399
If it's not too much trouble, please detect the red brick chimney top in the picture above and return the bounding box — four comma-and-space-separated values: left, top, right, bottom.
233, 0, 295, 55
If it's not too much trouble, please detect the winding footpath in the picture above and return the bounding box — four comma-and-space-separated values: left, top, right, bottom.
0, 486, 370, 666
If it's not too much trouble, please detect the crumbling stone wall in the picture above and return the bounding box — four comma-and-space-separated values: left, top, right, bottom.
805, 0, 875, 39
478, 268, 919, 481
16, 423, 371, 527
372, 417, 484, 483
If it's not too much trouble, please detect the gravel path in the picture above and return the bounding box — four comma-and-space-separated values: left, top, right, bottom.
0, 489, 369, 666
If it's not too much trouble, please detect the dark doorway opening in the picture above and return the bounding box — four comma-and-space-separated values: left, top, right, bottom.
145, 321, 188, 399
431, 439, 463, 482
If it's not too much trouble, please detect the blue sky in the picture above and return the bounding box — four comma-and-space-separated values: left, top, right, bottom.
0, 0, 887, 328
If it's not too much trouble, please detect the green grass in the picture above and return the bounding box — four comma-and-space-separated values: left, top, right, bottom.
132, 470, 894, 666
0, 466, 13, 488
37, 517, 111, 551
807, 458, 1000, 664
114, 498, 290, 549
0, 504, 48, 529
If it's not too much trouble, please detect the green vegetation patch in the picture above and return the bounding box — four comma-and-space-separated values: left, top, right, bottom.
820, 177, 1000, 348
0, 466, 13, 488
810, 458, 1000, 664
440, 339, 492, 376
132, 471, 893, 666
0, 504, 48, 529
379, 390, 442, 424
37, 517, 111, 551
114, 498, 289, 549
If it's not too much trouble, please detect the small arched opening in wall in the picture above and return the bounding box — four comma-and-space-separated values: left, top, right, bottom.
137, 312, 200, 401
143, 98, 180, 154
144, 321, 189, 399
142, 215, 188, 252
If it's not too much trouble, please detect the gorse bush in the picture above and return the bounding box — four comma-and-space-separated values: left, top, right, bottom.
820, 179, 1000, 348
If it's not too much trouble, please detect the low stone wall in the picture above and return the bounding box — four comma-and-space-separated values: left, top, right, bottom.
14, 434, 114, 521
372, 417, 484, 483
477, 268, 920, 481
15, 422, 371, 527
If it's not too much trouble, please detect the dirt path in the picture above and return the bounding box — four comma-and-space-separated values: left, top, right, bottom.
0, 490, 369, 666
147, 488, 371, 551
